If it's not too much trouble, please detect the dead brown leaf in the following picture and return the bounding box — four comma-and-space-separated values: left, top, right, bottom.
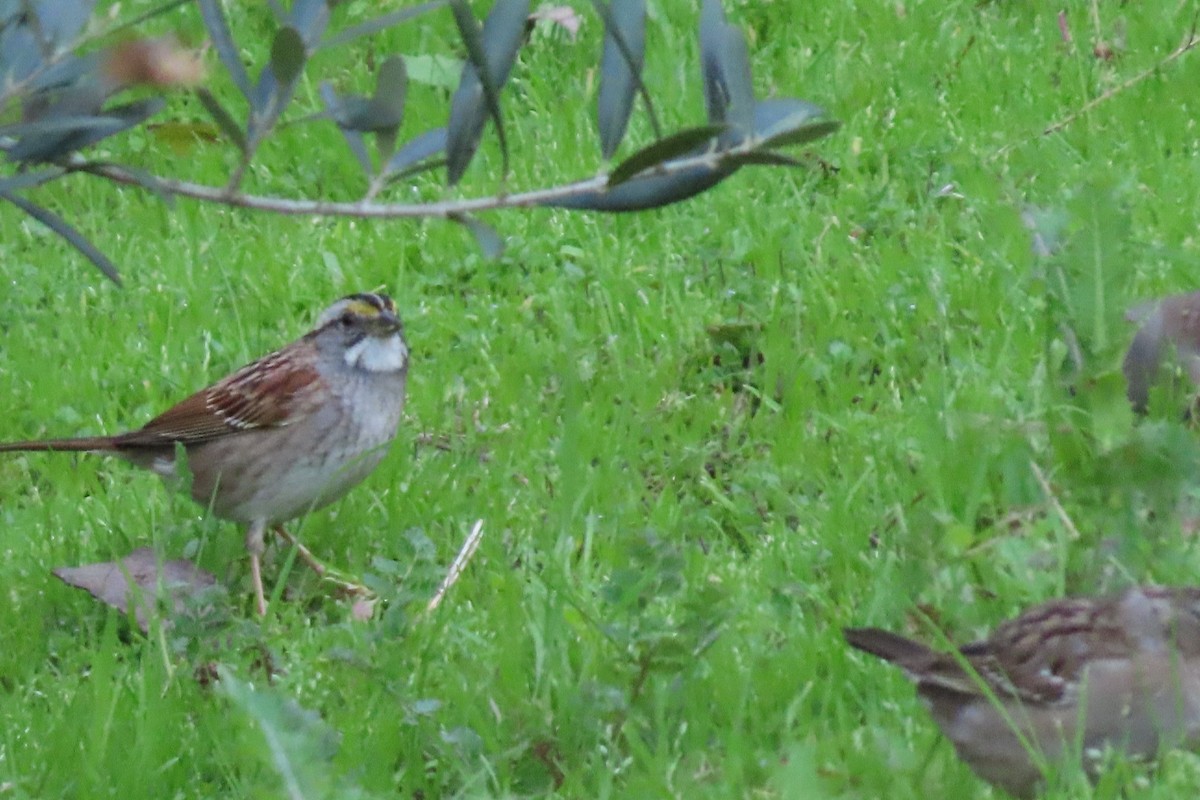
53, 547, 218, 632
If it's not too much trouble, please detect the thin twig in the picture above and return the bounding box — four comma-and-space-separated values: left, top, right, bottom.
1042, 29, 1197, 139
1029, 460, 1081, 542
57, 137, 765, 219
426, 519, 485, 613
993, 24, 1199, 160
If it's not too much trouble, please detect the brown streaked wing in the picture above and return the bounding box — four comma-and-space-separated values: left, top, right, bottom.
967, 596, 1133, 705
114, 348, 325, 447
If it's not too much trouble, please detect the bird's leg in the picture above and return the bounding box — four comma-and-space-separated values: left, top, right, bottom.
272, 524, 371, 598
272, 524, 326, 576
245, 519, 268, 616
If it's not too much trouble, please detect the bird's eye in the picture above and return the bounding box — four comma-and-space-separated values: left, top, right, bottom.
338, 313, 354, 327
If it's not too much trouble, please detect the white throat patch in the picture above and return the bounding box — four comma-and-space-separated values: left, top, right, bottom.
344, 334, 408, 372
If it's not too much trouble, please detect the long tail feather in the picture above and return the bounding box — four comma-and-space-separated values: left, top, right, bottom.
844, 627, 936, 666
0, 436, 118, 453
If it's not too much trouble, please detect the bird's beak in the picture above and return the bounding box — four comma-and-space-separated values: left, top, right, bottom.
371, 310, 403, 335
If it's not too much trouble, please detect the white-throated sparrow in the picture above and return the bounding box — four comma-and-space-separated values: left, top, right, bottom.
0, 292, 409, 615
845, 586, 1200, 798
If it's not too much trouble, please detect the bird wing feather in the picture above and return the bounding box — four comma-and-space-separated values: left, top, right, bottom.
114, 349, 324, 447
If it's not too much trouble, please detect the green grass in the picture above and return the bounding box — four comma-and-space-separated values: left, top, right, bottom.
2, 0, 1200, 797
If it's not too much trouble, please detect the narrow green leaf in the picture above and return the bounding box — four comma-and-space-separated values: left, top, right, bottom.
368, 57, 407, 162
376, 128, 398, 164
197, 0, 253, 101
698, 1, 755, 130
699, 0, 728, 122
595, 0, 647, 159
0, 168, 64, 195
0, 116, 125, 141
288, 0, 330, 49
319, 83, 372, 174
764, 118, 840, 150
450, 212, 505, 259
4, 82, 109, 162
270, 25, 306, 87
2, 191, 121, 284
8, 98, 165, 162
446, 0, 490, 185
384, 127, 447, 178
24, 52, 98, 95
366, 56, 407, 131
321, 93, 370, 129
607, 124, 727, 187
752, 98, 839, 148
321, 1, 448, 49
724, 150, 805, 168
715, 24, 754, 130
248, 25, 307, 141
387, 155, 447, 183
445, 0, 529, 185
480, 0, 531, 79
195, 88, 247, 151
547, 164, 736, 212
34, 1, 91, 50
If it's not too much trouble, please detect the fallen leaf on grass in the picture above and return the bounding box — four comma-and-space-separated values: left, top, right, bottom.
53, 547, 218, 632
148, 121, 222, 153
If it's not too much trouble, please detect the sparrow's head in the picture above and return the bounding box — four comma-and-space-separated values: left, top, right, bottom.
314, 292, 408, 373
